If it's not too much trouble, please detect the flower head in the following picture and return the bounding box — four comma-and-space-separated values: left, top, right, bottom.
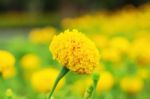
0, 50, 15, 71
120, 76, 144, 94
97, 71, 114, 92
101, 48, 122, 63
50, 29, 100, 74
20, 54, 41, 70
0, 50, 16, 79
110, 37, 130, 54
29, 27, 56, 44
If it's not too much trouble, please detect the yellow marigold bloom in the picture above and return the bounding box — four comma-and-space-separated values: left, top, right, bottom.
29, 27, 56, 44
31, 68, 65, 93
0, 50, 15, 71
120, 76, 144, 94
0, 50, 16, 79
20, 54, 41, 70
129, 37, 150, 65
50, 29, 100, 74
91, 34, 109, 49
109, 37, 130, 54
2, 67, 16, 79
101, 48, 122, 63
97, 71, 114, 92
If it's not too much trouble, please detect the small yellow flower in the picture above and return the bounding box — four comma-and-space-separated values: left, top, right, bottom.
109, 37, 130, 54
29, 27, 56, 44
20, 54, 41, 70
120, 76, 144, 94
97, 71, 114, 92
129, 37, 150, 65
91, 34, 109, 49
101, 48, 122, 63
50, 29, 100, 74
0, 50, 15, 71
2, 67, 16, 79
31, 68, 65, 93
0, 50, 16, 79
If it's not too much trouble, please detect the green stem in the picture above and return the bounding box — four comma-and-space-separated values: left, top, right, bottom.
48, 66, 69, 99
83, 73, 100, 99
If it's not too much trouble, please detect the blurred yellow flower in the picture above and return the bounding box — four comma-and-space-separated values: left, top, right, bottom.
0, 50, 15, 71
29, 27, 56, 44
31, 68, 65, 93
0, 50, 16, 79
120, 76, 144, 94
109, 37, 130, 54
91, 34, 109, 49
20, 54, 41, 70
50, 29, 100, 74
97, 71, 114, 92
129, 37, 150, 65
101, 48, 122, 63
2, 67, 16, 79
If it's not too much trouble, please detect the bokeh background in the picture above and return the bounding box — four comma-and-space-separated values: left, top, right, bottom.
0, 0, 150, 99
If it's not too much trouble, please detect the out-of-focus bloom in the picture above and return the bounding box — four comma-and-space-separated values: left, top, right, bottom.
0, 50, 16, 79
109, 37, 130, 54
0, 50, 15, 71
31, 68, 65, 93
120, 76, 144, 94
137, 68, 149, 80
29, 27, 56, 44
50, 29, 100, 74
20, 54, 41, 70
101, 48, 122, 63
2, 67, 16, 79
129, 37, 150, 65
97, 71, 114, 92
91, 34, 109, 49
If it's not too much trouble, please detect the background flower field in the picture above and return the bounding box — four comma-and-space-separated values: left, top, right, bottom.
0, 1, 150, 99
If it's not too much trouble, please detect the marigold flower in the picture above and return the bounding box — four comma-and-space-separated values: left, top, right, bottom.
2, 67, 16, 79
97, 71, 114, 92
29, 27, 56, 44
128, 37, 150, 65
0, 50, 16, 79
0, 50, 15, 71
31, 68, 65, 93
120, 76, 144, 94
101, 48, 122, 63
50, 29, 100, 74
91, 34, 109, 49
109, 37, 130, 54
20, 54, 41, 70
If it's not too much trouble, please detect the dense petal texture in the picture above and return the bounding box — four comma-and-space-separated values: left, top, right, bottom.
50, 29, 100, 74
